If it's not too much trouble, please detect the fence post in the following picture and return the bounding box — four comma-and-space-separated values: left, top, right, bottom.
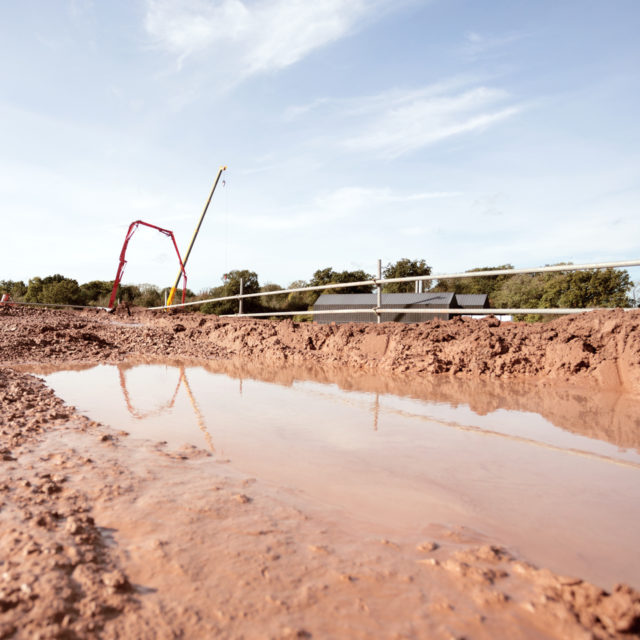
239, 278, 244, 315
377, 259, 382, 324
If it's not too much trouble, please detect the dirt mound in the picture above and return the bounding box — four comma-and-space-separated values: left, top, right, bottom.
0, 368, 136, 639
2, 306, 639, 393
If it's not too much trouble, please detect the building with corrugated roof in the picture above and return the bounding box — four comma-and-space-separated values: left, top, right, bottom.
454, 294, 489, 310
313, 292, 459, 324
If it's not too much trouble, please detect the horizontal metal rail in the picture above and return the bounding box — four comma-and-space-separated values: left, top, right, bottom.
148, 279, 377, 309
221, 307, 634, 318
148, 258, 640, 312
1, 300, 108, 311
379, 259, 640, 286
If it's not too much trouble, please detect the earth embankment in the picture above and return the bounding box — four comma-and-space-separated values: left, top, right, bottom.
2, 306, 640, 393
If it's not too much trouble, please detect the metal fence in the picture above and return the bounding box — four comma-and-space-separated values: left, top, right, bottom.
1, 300, 109, 311
148, 258, 640, 320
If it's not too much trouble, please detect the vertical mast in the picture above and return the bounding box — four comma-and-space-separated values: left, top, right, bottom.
166, 165, 227, 306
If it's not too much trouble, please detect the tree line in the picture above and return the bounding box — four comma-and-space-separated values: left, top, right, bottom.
1, 258, 636, 320
0, 276, 194, 309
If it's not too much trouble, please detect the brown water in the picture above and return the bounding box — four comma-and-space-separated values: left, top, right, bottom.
38, 362, 640, 590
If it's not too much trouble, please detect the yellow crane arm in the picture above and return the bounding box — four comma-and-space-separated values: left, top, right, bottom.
167, 165, 227, 307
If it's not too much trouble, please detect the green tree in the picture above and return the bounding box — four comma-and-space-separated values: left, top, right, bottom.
24, 277, 44, 302
25, 274, 83, 305
132, 284, 163, 308
308, 267, 374, 298
382, 258, 432, 293
491, 273, 548, 319
201, 269, 260, 315
199, 286, 225, 315
222, 270, 260, 296
0, 280, 27, 300
432, 265, 515, 303
284, 280, 315, 311
118, 284, 141, 304
42, 279, 82, 305
260, 283, 287, 310
492, 266, 632, 321
310, 267, 374, 292
79, 280, 114, 306
541, 268, 631, 308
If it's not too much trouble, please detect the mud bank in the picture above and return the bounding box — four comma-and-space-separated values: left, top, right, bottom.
1, 306, 640, 392
2, 307, 640, 638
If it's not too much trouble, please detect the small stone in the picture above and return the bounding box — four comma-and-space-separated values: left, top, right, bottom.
101, 570, 131, 592
556, 575, 583, 586
418, 558, 440, 567
308, 545, 330, 554
339, 574, 357, 583
65, 518, 82, 535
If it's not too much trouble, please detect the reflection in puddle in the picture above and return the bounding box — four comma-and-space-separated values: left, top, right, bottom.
118, 365, 213, 453
37, 362, 640, 590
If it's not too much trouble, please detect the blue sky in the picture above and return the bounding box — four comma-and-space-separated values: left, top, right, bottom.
1, 0, 639, 292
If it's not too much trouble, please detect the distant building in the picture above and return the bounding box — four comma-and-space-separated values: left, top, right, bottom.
454, 294, 489, 310
313, 292, 463, 324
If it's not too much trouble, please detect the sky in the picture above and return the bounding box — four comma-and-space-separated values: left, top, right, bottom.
1, 0, 639, 293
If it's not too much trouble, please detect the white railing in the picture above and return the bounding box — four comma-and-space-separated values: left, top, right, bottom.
148, 258, 640, 318
1, 300, 109, 311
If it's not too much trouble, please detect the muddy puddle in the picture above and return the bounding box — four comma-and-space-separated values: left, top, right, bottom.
34, 361, 640, 590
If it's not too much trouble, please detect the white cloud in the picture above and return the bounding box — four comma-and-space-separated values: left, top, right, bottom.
283, 79, 524, 157
233, 186, 458, 230
282, 97, 331, 122
144, 0, 386, 75
341, 85, 523, 157
317, 186, 459, 208
463, 30, 526, 58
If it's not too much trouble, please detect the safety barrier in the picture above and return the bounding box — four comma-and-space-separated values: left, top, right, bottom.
148, 258, 640, 318
1, 300, 108, 311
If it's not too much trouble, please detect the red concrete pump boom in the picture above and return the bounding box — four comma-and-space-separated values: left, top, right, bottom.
108, 220, 187, 310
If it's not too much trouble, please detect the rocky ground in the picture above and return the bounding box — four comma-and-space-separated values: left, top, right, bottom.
1, 305, 639, 639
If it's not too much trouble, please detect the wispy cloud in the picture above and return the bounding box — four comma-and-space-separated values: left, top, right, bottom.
288, 80, 524, 158
343, 88, 521, 157
234, 186, 458, 230
463, 31, 526, 58
144, 0, 391, 75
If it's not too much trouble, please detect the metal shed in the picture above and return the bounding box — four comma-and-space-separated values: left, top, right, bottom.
313, 292, 458, 324
454, 293, 489, 309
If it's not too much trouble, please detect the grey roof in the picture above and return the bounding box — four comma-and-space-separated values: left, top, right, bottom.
314, 292, 456, 307
454, 293, 489, 308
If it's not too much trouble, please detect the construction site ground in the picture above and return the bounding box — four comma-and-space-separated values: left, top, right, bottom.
1, 305, 639, 639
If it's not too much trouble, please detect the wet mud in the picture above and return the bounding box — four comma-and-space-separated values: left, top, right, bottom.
1, 306, 640, 639
2, 305, 640, 393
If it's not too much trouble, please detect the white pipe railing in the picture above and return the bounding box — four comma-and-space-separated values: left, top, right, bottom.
2, 300, 109, 311
4, 259, 637, 318
224, 308, 635, 318
147, 258, 640, 315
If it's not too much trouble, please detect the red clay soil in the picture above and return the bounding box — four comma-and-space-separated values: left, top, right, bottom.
2, 305, 640, 392
1, 306, 640, 639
